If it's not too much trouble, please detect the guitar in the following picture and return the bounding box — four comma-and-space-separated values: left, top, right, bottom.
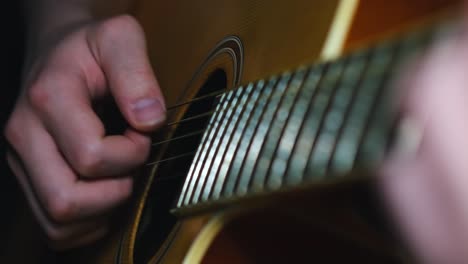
2, 0, 460, 263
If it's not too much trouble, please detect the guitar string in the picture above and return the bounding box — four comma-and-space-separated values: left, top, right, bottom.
166, 89, 229, 111
143, 68, 373, 172
145, 67, 366, 170
165, 110, 217, 127
145, 60, 372, 168
146, 151, 197, 166
143, 32, 420, 168
146, 92, 232, 147
145, 86, 247, 167
151, 129, 206, 146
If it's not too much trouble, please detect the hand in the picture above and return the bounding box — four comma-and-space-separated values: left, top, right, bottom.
379, 30, 468, 262
4, 15, 165, 248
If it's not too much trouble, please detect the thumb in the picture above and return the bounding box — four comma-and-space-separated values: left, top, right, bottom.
91, 15, 166, 132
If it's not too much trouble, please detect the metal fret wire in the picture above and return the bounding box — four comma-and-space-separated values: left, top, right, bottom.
191, 81, 264, 203
350, 42, 397, 171
200, 80, 268, 202
323, 50, 368, 174
279, 64, 327, 186
210, 77, 279, 200
222, 73, 292, 197
202, 86, 251, 200
237, 68, 308, 194
260, 67, 314, 189
176, 92, 227, 207
181, 88, 239, 206
173, 26, 435, 210
187, 89, 238, 204
328, 44, 394, 174
274, 62, 338, 186
182, 84, 254, 206
305, 57, 364, 178
284, 62, 347, 187
284, 51, 366, 186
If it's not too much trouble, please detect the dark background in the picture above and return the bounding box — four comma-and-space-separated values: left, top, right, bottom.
0, 0, 25, 251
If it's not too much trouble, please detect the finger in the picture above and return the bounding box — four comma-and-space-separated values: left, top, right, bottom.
394, 36, 465, 127
5, 110, 134, 223
398, 37, 468, 200
90, 15, 166, 132
6, 151, 108, 245
28, 71, 151, 178
379, 154, 464, 263
380, 38, 468, 262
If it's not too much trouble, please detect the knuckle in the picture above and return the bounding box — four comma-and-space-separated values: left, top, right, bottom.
4, 115, 20, 145
112, 14, 141, 29
97, 14, 143, 41
44, 190, 76, 223
73, 141, 104, 177
27, 83, 50, 112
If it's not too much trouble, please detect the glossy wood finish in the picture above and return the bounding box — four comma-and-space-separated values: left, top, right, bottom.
133, 0, 341, 109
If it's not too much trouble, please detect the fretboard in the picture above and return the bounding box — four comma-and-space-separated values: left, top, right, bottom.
174, 24, 439, 214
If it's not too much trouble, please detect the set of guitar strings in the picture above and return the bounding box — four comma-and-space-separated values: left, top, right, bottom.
147, 27, 433, 168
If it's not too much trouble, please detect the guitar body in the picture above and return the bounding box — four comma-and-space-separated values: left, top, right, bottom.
2, 0, 459, 263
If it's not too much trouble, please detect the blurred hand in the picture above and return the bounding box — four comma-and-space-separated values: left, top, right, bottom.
379, 29, 468, 262
4, 15, 165, 248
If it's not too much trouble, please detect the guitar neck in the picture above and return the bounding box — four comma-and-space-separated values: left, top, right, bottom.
173, 22, 444, 215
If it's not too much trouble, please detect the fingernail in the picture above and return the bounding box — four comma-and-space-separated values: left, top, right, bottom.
132, 98, 165, 126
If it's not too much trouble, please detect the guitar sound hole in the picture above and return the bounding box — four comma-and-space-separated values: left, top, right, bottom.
131, 69, 227, 264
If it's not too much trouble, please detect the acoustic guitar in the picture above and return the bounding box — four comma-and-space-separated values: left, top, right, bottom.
2, 0, 461, 263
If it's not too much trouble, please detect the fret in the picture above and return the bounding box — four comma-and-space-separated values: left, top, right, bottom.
236, 68, 308, 194
295, 59, 345, 180
177, 91, 229, 207
215, 78, 271, 196
351, 44, 397, 170
210, 78, 279, 200
330, 43, 395, 174
354, 76, 393, 167
205, 84, 256, 200
259, 68, 308, 190
304, 51, 367, 179
281, 61, 342, 185
201, 80, 268, 201
191, 90, 239, 204
190, 83, 253, 204
180, 84, 252, 206
193, 81, 265, 203
222, 73, 292, 197
276, 65, 326, 186
181, 90, 235, 206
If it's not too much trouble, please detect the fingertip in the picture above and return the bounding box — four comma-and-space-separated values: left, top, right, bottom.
129, 97, 166, 131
